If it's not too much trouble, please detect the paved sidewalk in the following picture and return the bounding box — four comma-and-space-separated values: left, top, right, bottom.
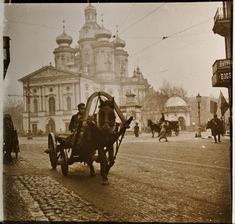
3, 161, 118, 222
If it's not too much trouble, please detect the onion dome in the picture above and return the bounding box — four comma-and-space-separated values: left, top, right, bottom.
56, 31, 72, 45
113, 36, 126, 48
112, 26, 125, 48
95, 26, 112, 40
85, 3, 96, 13
165, 94, 188, 108
56, 21, 72, 45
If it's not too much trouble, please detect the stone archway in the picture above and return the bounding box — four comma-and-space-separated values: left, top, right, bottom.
178, 116, 186, 131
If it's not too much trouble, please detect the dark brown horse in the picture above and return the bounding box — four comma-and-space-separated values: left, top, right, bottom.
76, 98, 119, 184
147, 119, 179, 137
147, 119, 161, 137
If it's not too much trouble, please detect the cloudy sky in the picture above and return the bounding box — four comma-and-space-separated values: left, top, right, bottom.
2, 2, 228, 99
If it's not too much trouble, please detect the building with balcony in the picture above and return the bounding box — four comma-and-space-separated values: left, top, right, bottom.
212, 1, 232, 112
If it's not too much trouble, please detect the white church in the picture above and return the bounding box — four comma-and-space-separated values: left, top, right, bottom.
19, 4, 151, 135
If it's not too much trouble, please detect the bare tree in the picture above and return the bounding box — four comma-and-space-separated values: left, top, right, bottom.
159, 80, 187, 99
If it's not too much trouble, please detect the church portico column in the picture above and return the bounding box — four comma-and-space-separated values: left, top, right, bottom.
23, 94, 27, 112
40, 86, 44, 112
74, 83, 77, 109
55, 84, 60, 111
58, 84, 61, 111
43, 86, 47, 113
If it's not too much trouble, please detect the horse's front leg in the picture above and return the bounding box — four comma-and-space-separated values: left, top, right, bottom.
152, 130, 154, 138
87, 160, 95, 176
98, 147, 109, 185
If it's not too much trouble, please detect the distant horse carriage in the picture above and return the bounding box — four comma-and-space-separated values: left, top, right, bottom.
46, 91, 133, 184
147, 119, 179, 138
3, 114, 20, 162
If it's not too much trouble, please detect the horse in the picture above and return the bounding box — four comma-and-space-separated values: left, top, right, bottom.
147, 119, 161, 138
74, 98, 118, 184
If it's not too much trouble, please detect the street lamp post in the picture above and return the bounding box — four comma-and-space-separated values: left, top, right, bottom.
195, 93, 202, 138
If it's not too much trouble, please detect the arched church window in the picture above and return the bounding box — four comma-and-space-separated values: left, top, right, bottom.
33, 99, 38, 113
33, 89, 37, 93
66, 96, 71, 111
49, 97, 56, 115
49, 87, 53, 92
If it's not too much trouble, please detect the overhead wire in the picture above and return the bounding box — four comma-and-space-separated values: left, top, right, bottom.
130, 16, 213, 59
120, 3, 165, 35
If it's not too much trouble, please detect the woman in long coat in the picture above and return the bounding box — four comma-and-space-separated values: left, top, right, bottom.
159, 121, 168, 142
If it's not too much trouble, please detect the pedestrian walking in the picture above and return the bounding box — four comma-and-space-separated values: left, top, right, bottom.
206, 114, 223, 143
159, 121, 168, 142
134, 123, 139, 137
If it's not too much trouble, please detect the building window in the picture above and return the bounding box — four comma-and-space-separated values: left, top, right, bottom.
66, 96, 71, 111
49, 97, 56, 115
66, 86, 70, 91
33, 89, 37, 93
49, 87, 53, 92
33, 99, 38, 113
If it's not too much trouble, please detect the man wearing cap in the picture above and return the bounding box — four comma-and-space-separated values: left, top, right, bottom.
69, 103, 85, 132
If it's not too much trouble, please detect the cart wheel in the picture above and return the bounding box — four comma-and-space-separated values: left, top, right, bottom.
60, 149, 69, 176
48, 133, 57, 169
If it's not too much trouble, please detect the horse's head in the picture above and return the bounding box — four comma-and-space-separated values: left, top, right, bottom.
98, 98, 116, 135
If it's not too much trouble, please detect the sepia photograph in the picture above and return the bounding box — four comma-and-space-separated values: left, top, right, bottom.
2, 1, 232, 222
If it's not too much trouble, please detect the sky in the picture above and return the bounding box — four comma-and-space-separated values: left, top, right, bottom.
2, 2, 229, 99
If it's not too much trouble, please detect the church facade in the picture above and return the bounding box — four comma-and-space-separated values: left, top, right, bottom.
19, 4, 150, 135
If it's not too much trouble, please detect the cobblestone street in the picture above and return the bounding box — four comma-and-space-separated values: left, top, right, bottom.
4, 174, 113, 222
3, 132, 232, 222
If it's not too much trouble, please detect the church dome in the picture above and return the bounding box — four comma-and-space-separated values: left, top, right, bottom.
165, 95, 188, 107
85, 4, 96, 13
113, 36, 126, 48
56, 31, 72, 45
95, 26, 112, 40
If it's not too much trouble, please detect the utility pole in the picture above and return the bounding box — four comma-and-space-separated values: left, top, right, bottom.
26, 79, 32, 139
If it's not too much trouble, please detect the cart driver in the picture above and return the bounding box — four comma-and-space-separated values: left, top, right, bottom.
69, 103, 86, 132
